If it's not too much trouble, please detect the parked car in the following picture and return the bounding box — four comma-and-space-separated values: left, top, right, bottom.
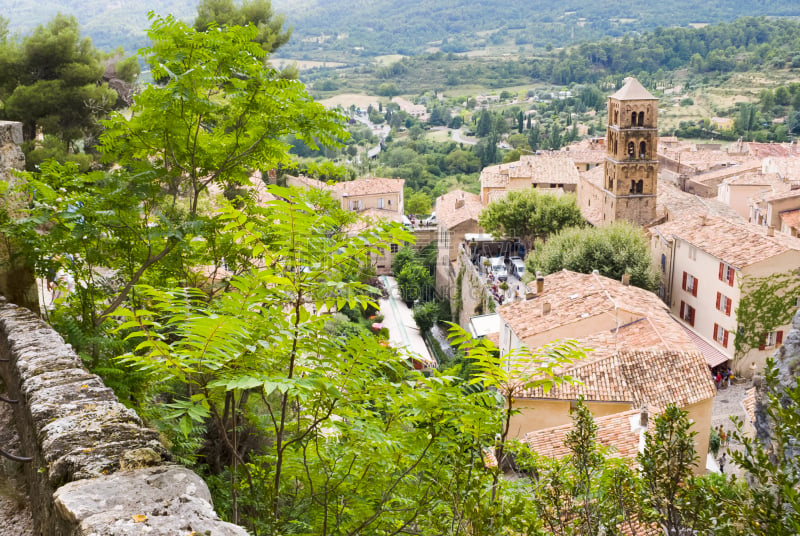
508, 256, 525, 278
489, 257, 508, 281
422, 212, 437, 226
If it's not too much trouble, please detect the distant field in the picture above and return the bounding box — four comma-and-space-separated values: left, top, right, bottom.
271, 59, 347, 70
318, 93, 383, 109
373, 55, 406, 65
426, 129, 452, 142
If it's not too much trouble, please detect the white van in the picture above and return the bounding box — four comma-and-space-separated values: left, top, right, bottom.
489, 257, 508, 281
508, 256, 525, 278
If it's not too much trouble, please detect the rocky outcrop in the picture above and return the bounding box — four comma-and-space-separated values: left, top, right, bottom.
0, 299, 247, 535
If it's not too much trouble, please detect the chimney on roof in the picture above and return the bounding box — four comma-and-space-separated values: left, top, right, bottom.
767, 226, 775, 237
639, 407, 649, 429
525, 291, 536, 300
542, 301, 551, 315
700, 214, 707, 226
592, 269, 599, 275
536, 272, 544, 294
621, 273, 631, 286
455, 192, 465, 209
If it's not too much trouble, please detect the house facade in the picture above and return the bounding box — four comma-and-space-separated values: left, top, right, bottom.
651, 214, 800, 375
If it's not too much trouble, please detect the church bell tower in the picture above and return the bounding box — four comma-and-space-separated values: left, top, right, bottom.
602, 78, 658, 226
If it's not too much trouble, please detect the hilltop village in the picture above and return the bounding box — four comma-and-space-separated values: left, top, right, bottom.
285, 78, 800, 472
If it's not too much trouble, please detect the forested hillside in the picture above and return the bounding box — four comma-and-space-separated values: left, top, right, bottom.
3, 0, 800, 55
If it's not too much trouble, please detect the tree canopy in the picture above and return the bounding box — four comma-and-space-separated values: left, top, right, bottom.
194, 0, 291, 54
0, 14, 121, 146
527, 221, 659, 290
478, 189, 584, 250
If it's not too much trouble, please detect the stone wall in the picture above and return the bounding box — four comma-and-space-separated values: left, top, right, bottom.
0, 299, 247, 535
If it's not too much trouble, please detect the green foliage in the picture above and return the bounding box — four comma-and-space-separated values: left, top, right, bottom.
412, 300, 439, 333
0, 14, 122, 145
397, 261, 434, 303
405, 189, 432, 215
478, 189, 584, 250
734, 270, 800, 362
728, 359, 800, 535
194, 0, 291, 54
528, 221, 659, 291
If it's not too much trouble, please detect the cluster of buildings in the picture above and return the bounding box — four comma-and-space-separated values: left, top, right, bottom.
285, 77, 800, 471
430, 78, 800, 470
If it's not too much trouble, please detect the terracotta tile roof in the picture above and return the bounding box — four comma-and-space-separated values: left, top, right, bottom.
610, 78, 657, 101
520, 348, 716, 408
332, 177, 404, 197
780, 209, 800, 230
656, 182, 745, 223
722, 171, 780, 186
692, 161, 763, 184
524, 406, 657, 461
285, 174, 332, 191
561, 147, 607, 165
658, 147, 758, 174
746, 142, 800, 159
651, 213, 800, 268
479, 154, 580, 189
498, 270, 670, 344
435, 189, 483, 230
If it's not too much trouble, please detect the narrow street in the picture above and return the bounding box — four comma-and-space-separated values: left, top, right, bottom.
378, 276, 436, 368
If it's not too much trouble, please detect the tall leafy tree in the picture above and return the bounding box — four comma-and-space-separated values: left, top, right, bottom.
478, 189, 584, 251
0, 14, 118, 145
528, 221, 659, 290
194, 0, 291, 54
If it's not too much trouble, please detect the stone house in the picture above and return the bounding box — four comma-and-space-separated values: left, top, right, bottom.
479, 154, 579, 205
434, 190, 483, 298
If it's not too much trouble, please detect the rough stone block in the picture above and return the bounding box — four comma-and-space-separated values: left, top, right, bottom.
53, 466, 248, 536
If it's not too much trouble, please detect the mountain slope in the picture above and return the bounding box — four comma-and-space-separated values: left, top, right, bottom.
3, 0, 800, 55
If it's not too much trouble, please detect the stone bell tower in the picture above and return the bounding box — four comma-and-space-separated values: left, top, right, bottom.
602, 78, 658, 226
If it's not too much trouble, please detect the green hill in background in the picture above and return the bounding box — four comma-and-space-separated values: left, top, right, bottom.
3, 0, 800, 55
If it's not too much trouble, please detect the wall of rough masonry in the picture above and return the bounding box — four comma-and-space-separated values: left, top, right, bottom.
0, 121, 37, 312
0, 298, 247, 536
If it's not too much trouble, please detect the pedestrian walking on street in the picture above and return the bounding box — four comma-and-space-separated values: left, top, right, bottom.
718, 452, 727, 474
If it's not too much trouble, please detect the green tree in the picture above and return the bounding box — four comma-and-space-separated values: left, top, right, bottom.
0, 14, 120, 145
413, 300, 439, 333
528, 222, 659, 290
478, 189, 584, 251
729, 359, 800, 535
733, 270, 800, 365
397, 261, 434, 303
406, 190, 432, 215
639, 405, 721, 535
194, 0, 291, 53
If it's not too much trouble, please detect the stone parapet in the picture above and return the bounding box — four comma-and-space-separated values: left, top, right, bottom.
0, 299, 247, 535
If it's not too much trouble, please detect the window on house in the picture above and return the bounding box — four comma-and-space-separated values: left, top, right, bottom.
388, 199, 392, 206
716, 292, 732, 316
680, 301, 696, 326
688, 246, 697, 261
390, 243, 399, 253
760, 330, 784, 350
713, 323, 729, 347
718, 262, 735, 286
628, 141, 635, 157
682, 271, 698, 297
638, 111, 645, 126
378, 198, 384, 209
631, 112, 637, 126
639, 141, 647, 158
660, 254, 666, 273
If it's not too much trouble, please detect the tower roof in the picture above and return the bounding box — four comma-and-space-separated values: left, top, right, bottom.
610, 78, 657, 101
